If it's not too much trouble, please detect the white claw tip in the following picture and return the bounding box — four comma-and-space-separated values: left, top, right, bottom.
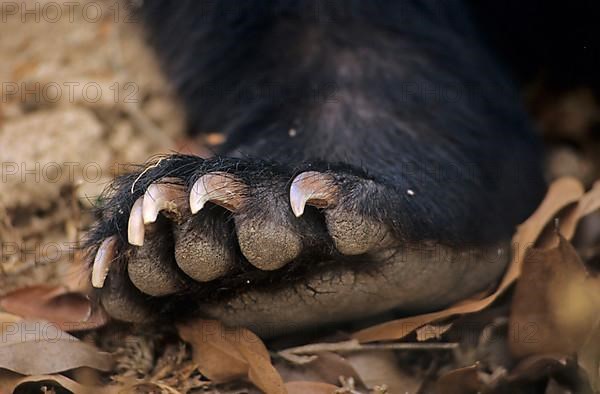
141, 182, 185, 224
289, 184, 307, 217
92, 236, 117, 288
289, 171, 336, 218
142, 184, 161, 224
189, 173, 243, 214
128, 197, 145, 246
189, 180, 208, 214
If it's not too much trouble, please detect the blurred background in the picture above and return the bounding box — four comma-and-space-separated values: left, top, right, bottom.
0, 0, 188, 292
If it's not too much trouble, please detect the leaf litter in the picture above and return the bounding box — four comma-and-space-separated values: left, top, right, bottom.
4, 175, 595, 393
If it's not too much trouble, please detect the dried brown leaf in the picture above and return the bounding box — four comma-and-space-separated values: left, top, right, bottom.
177, 319, 285, 394
0, 369, 125, 394
0, 285, 107, 331
505, 354, 594, 393
509, 236, 600, 357
556, 179, 600, 241
579, 322, 600, 391
509, 235, 600, 390
433, 364, 485, 394
347, 350, 423, 393
0, 320, 113, 375
507, 354, 573, 382
275, 351, 364, 388
284, 381, 339, 394
353, 177, 586, 342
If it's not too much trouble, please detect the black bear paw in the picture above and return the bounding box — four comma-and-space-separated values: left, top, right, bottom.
87, 155, 508, 335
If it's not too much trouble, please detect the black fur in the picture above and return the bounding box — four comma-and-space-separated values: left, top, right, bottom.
128, 0, 545, 244
86, 0, 548, 324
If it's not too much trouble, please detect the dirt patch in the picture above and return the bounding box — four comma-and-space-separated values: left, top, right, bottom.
0, 0, 184, 293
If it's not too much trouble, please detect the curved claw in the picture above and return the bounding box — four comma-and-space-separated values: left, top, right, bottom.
92, 236, 117, 289
189, 173, 245, 214
142, 180, 186, 224
127, 197, 145, 246
289, 171, 338, 217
